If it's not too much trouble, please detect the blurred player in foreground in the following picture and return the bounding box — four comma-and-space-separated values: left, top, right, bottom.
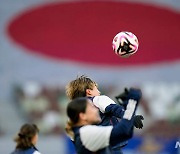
11, 123, 41, 154
66, 96, 140, 153
66, 75, 144, 153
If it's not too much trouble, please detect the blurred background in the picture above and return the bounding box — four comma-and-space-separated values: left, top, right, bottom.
0, 0, 180, 153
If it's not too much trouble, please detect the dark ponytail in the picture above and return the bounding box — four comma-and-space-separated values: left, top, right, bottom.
14, 124, 39, 150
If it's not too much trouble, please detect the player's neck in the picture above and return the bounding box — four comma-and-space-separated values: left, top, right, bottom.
75, 120, 89, 127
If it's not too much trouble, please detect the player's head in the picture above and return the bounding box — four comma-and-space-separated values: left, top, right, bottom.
67, 97, 101, 126
14, 123, 39, 149
66, 75, 100, 100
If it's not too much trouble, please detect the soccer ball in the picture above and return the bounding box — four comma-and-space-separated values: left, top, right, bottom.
112, 31, 139, 58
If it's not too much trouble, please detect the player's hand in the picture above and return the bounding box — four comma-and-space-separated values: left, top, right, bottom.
115, 88, 129, 107
128, 88, 142, 101
115, 88, 142, 108
134, 115, 144, 129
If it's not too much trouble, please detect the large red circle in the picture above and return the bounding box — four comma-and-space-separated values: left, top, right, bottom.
7, 1, 180, 66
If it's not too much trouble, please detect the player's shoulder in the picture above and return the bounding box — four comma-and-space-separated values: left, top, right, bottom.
93, 95, 112, 101
93, 95, 115, 104
80, 125, 98, 131
94, 95, 109, 98
79, 125, 113, 151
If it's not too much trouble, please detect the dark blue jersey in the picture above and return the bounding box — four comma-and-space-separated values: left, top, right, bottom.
11, 147, 40, 154
72, 99, 138, 154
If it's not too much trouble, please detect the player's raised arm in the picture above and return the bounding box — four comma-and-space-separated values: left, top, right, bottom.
92, 88, 142, 119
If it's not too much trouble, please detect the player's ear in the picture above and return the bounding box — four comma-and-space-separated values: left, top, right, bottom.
86, 89, 92, 96
79, 113, 86, 121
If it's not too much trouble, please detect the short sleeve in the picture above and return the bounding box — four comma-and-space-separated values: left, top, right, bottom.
93, 95, 116, 113
79, 125, 113, 152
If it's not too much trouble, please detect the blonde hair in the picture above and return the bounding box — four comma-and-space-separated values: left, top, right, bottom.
65, 120, 75, 140
66, 75, 97, 100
